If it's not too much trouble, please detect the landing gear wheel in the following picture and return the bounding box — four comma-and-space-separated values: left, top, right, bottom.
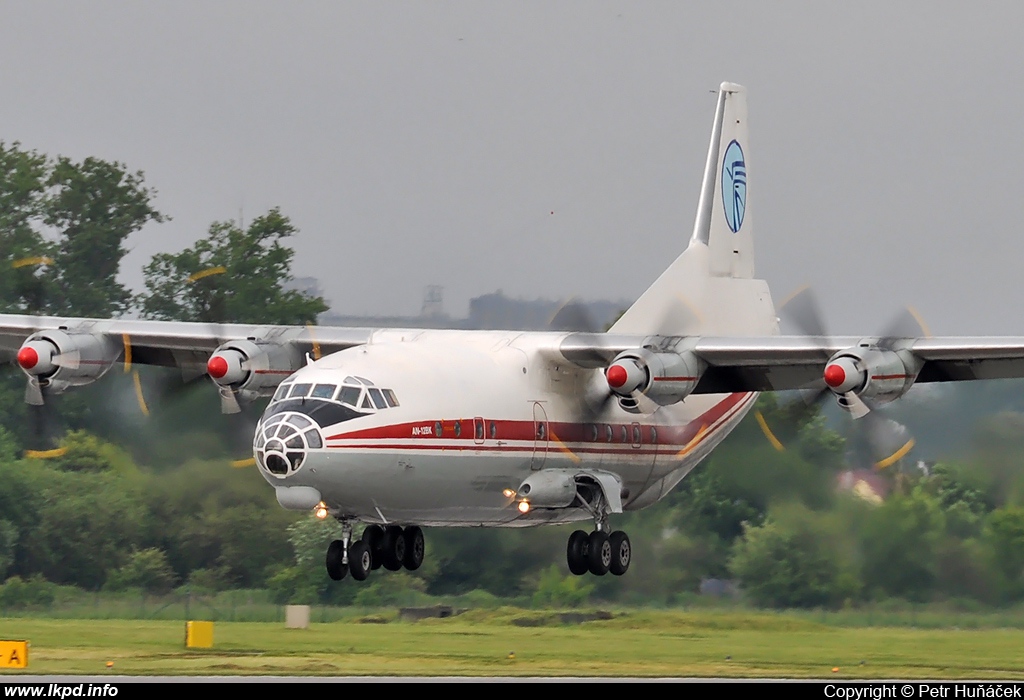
566, 530, 589, 576
587, 530, 611, 576
362, 524, 384, 570
349, 540, 372, 581
608, 531, 631, 576
325, 539, 348, 581
382, 525, 406, 571
403, 526, 425, 571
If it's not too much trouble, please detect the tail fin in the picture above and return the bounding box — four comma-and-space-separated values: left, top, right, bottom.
610, 82, 776, 337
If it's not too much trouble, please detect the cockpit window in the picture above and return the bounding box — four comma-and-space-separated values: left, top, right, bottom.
289, 383, 312, 398
368, 388, 387, 409
338, 386, 362, 407
310, 384, 337, 399
268, 378, 399, 413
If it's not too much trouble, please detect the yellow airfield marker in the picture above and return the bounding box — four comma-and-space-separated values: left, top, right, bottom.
0, 640, 28, 668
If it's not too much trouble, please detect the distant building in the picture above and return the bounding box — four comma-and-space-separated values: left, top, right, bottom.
421, 285, 445, 319
319, 288, 630, 332
284, 276, 326, 301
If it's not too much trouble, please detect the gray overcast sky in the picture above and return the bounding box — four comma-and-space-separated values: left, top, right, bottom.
1, 2, 1022, 335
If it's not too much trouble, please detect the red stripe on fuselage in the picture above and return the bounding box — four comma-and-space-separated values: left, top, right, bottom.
325, 392, 752, 449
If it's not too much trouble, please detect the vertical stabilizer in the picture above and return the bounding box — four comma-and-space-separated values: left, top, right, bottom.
610, 83, 775, 338
693, 82, 753, 279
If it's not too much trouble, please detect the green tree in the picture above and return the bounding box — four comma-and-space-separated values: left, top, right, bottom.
42, 156, 165, 317
145, 460, 295, 587
729, 504, 859, 609
104, 548, 177, 593
859, 487, 944, 601
17, 466, 148, 589
0, 519, 17, 581
984, 506, 1024, 597
531, 564, 594, 608
139, 208, 327, 324
0, 142, 51, 313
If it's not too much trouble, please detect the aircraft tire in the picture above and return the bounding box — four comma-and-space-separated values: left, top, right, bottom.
362, 525, 384, 570
403, 526, 425, 570
587, 531, 611, 576
349, 540, 372, 581
382, 525, 405, 571
566, 530, 589, 576
326, 539, 348, 581
609, 531, 631, 576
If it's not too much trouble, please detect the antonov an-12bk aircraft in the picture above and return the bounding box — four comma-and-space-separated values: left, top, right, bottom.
3, 83, 1023, 581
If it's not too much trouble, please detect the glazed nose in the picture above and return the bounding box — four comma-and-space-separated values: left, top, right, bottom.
254, 412, 323, 477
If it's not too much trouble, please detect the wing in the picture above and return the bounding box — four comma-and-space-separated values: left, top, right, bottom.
557, 331, 1024, 405
0, 313, 372, 409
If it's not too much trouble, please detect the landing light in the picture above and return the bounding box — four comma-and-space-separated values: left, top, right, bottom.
502, 488, 516, 498
314, 502, 329, 520
517, 500, 531, 514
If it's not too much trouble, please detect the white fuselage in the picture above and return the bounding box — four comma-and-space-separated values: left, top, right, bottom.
253, 329, 756, 527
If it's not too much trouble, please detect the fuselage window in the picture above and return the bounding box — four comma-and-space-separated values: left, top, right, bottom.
368, 388, 387, 410
489, 421, 497, 439
605, 425, 613, 442
383, 389, 399, 407
289, 383, 313, 398
650, 427, 657, 444
620, 426, 628, 443
632, 425, 642, 444
454, 421, 462, 438
434, 421, 443, 437
310, 384, 337, 399
589, 424, 598, 442
537, 422, 546, 440
339, 386, 362, 407
475, 420, 484, 440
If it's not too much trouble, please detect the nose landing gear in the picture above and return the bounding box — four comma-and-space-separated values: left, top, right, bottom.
325, 521, 426, 583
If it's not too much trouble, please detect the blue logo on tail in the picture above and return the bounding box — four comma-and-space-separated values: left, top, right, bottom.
721, 140, 746, 233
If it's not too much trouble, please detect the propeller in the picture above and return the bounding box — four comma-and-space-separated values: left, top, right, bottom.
763, 286, 921, 469
569, 295, 703, 420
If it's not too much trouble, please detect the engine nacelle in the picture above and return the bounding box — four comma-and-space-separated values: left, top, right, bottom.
17, 330, 118, 391
206, 339, 303, 400
606, 348, 705, 406
823, 345, 921, 407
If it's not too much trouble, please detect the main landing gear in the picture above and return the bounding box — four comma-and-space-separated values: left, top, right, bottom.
325, 522, 425, 582
566, 528, 630, 576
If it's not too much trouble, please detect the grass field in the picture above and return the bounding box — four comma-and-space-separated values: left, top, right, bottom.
1, 609, 1022, 678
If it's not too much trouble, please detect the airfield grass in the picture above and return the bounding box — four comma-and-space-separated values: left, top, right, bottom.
1, 609, 1023, 678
